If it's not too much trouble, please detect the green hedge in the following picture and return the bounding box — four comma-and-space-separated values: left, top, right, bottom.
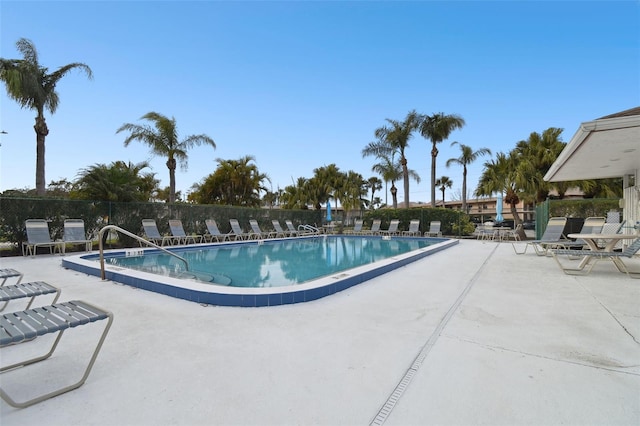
361, 207, 474, 236
549, 199, 621, 218
0, 197, 322, 248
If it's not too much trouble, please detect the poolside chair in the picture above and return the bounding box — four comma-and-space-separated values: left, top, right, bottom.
380, 219, 400, 236
552, 236, 640, 278
22, 219, 65, 256
271, 220, 290, 238
0, 300, 113, 408
511, 217, 569, 256
567, 217, 606, 249
284, 220, 300, 237
249, 220, 276, 239
169, 219, 203, 244
0, 281, 60, 312
63, 219, 93, 253
597, 220, 625, 249
141, 219, 175, 246
0, 269, 23, 287
362, 219, 381, 236
501, 223, 523, 241
345, 219, 364, 235
424, 221, 442, 237
204, 219, 231, 242
229, 219, 251, 240
402, 220, 421, 237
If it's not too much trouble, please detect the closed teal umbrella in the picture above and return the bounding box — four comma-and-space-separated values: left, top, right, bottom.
326, 200, 332, 222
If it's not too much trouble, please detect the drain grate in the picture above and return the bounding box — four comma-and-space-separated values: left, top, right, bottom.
370, 243, 499, 425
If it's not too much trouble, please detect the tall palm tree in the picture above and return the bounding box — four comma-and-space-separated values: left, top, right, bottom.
476, 152, 526, 239
117, 112, 215, 203
366, 176, 383, 209
368, 110, 420, 208
0, 38, 93, 195
446, 142, 491, 212
419, 112, 466, 207
435, 176, 453, 207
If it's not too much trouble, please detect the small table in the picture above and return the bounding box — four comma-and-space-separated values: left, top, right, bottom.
567, 233, 633, 252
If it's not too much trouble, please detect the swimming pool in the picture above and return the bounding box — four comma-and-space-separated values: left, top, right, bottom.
63, 235, 458, 307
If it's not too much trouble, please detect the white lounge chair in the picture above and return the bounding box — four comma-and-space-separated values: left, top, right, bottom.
362, 219, 381, 235
169, 219, 203, 244
345, 220, 364, 235
229, 219, 251, 240
205, 219, 231, 242
63, 219, 93, 253
401, 220, 421, 237
424, 221, 442, 237
271, 220, 290, 238
512, 217, 569, 255
22, 219, 65, 256
0, 300, 113, 408
141, 219, 175, 246
552, 237, 640, 277
248, 220, 276, 239
380, 219, 400, 236
284, 220, 300, 237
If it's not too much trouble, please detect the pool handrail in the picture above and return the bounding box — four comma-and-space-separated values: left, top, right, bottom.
98, 225, 190, 280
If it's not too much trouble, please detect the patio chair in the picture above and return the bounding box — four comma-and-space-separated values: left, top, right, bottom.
204, 219, 232, 242
284, 220, 300, 237
362, 219, 381, 235
249, 220, 276, 239
229, 219, 251, 240
63, 219, 93, 253
567, 217, 606, 249
271, 220, 290, 238
345, 220, 364, 235
141, 219, 175, 246
501, 223, 523, 241
0, 281, 60, 312
0, 269, 23, 287
511, 217, 569, 256
551, 237, 640, 278
169, 219, 203, 244
424, 221, 442, 237
380, 219, 400, 236
0, 300, 113, 408
597, 220, 625, 249
22, 219, 65, 256
402, 220, 421, 237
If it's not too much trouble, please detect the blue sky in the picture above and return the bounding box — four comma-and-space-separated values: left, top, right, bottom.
1, 1, 638, 204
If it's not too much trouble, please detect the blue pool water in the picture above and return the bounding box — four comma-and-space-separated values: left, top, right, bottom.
63, 235, 458, 307
101, 236, 438, 287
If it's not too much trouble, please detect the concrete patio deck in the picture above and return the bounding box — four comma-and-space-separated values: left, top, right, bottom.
1, 239, 638, 425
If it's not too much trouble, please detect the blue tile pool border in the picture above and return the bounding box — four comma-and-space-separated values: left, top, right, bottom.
62, 236, 458, 307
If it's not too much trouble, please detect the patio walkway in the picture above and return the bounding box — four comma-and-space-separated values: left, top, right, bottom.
1, 239, 639, 425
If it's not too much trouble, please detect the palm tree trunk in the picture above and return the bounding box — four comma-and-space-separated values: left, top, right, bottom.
401, 156, 409, 208
430, 144, 438, 207
166, 157, 177, 203
34, 115, 49, 196
391, 183, 398, 209
462, 166, 467, 212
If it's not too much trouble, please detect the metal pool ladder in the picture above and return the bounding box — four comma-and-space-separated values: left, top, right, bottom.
97, 225, 190, 280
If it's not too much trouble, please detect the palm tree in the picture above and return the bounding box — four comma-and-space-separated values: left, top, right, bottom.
435, 176, 453, 206
373, 110, 420, 208
446, 142, 491, 212
0, 38, 93, 195
190, 155, 269, 206
366, 176, 383, 209
117, 112, 215, 203
476, 152, 526, 239
72, 161, 158, 202
419, 112, 466, 207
